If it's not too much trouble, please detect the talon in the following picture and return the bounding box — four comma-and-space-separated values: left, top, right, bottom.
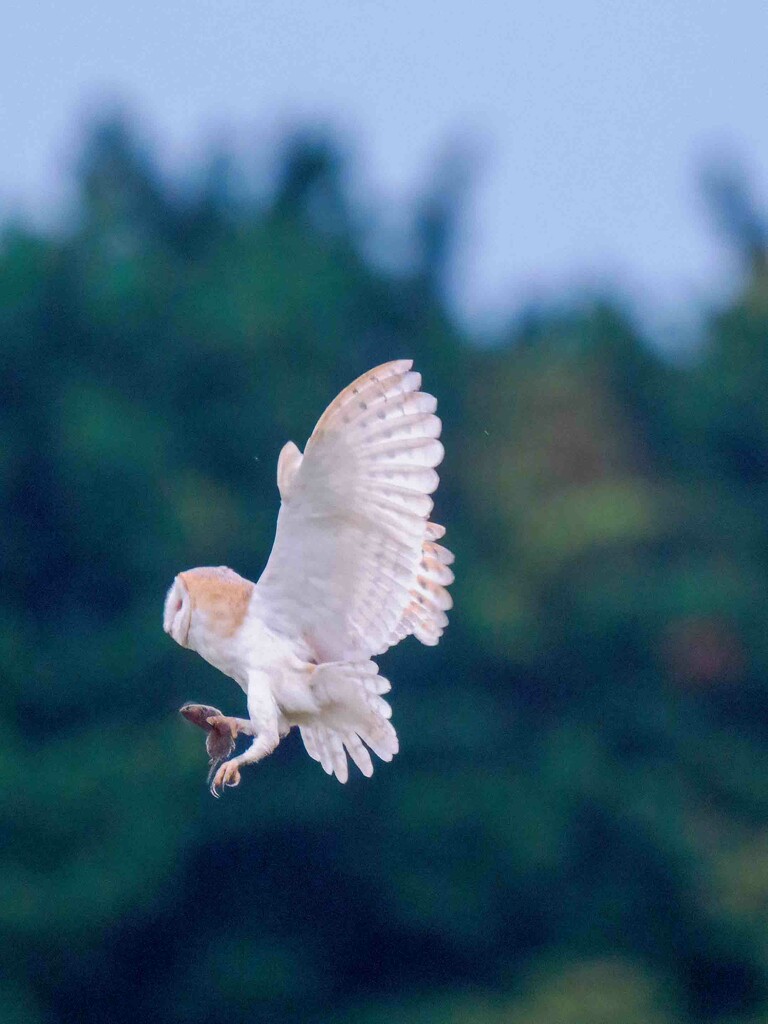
210, 759, 241, 797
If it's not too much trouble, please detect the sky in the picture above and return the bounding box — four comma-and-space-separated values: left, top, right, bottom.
2, 1, 768, 333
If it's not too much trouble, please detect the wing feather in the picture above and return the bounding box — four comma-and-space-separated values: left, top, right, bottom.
255, 360, 453, 660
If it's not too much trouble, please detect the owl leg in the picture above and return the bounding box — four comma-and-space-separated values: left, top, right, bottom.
210, 689, 281, 796
209, 730, 282, 796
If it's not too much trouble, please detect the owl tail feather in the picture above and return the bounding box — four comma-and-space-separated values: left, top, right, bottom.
300, 661, 398, 783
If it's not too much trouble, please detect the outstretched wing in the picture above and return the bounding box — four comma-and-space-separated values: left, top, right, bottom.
254, 359, 453, 661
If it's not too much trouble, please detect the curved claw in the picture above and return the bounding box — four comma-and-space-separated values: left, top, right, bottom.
209, 759, 242, 798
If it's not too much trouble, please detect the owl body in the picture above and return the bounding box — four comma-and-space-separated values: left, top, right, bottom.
167, 566, 318, 708
165, 360, 454, 789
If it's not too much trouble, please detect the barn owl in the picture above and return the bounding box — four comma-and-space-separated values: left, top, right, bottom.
164, 360, 453, 795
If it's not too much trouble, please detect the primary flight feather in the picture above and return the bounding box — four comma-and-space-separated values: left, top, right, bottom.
164, 360, 454, 794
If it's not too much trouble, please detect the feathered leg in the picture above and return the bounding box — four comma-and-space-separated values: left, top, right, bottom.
209, 677, 282, 796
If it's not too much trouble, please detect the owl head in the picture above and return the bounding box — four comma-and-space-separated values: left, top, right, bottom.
164, 566, 255, 650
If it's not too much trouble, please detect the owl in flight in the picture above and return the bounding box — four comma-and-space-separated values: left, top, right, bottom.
164, 360, 453, 795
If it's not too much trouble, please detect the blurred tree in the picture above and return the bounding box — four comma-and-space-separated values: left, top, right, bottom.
2, 113, 768, 1024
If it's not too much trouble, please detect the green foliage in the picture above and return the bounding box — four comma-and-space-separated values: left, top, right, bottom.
3, 115, 768, 1023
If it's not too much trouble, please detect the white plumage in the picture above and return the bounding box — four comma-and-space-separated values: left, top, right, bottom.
165, 360, 453, 794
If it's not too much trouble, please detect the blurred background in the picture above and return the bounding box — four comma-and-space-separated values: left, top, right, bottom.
4, 3, 768, 1022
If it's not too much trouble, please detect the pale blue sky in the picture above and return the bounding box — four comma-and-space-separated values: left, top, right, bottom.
2, 1, 767, 330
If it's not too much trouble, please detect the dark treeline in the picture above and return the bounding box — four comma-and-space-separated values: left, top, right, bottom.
3, 117, 768, 1024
